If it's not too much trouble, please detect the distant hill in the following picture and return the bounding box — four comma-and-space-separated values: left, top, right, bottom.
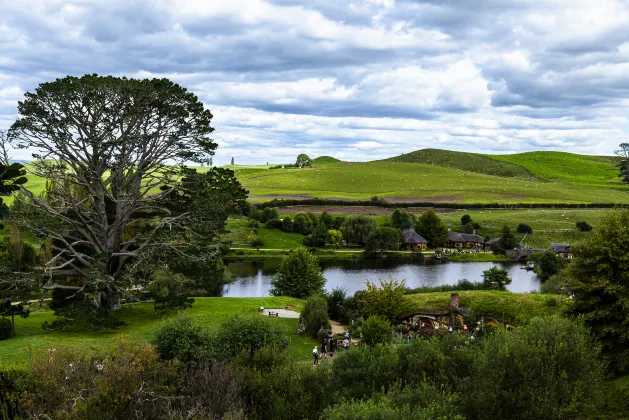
312, 156, 341, 165
383, 149, 537, 180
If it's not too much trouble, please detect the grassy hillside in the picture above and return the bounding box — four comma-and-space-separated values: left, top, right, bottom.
312, 156, 341, 166
487, 151, 623, 189
384, 148, 537, 180
0, 297, 316, 366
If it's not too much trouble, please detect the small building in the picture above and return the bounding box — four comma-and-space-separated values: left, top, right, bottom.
549, 243, 572, 259
402, 229, 428, 250
485, 237, 501, 251
447, 231, 485, 249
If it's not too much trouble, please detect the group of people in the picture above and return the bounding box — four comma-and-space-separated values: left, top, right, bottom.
313, 330, 360, 365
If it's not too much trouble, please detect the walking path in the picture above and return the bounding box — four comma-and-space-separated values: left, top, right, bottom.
329, 320, 346, 335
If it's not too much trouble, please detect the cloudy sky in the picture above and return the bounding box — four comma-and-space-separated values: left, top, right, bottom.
1, 0, 628, 164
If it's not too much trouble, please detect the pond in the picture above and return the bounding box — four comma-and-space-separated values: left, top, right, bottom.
223, 259, 541, 297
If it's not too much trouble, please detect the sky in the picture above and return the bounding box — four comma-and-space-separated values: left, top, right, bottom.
1, 0, 628, 165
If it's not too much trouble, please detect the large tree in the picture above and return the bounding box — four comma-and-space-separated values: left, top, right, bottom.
568, 209, 629, 373
4, 75, 240, 318
414, 211, 447, 248
617, 143, 629, 184
270, 247, 325, 299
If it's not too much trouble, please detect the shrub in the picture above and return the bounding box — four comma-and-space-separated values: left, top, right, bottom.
461, 214, 472, 225
472, 222, 481, 229
535, 250, 566, 280
328, 229, 343, 247
281, 216, 293, 232
251, 238, 264, 249
308, 223, 330, 248
340, 215, 377, 245
359, 278, 407, 322
300, 295, 329, 338
210, 314, 289, 363
261, 207, 279, 223
332, 216, 345, 230
540, 270, 572, 295
265, 218, 283, 229
247, 219, 259, 228
0, 317, 12, 340
463, 222, 474, 234
365, 227, 402, 253
517, 223, 533, 234
271, 248, 326, 299
481, 267, 512, 290
327, 287, 347, 321
151, 313, 211, 367
293, 213, 314, 235
319, 211, 334, 229
392, 209, 414, 229
576, 221, 593, 231
361, 315, 393, 346
500, 225, 517, 251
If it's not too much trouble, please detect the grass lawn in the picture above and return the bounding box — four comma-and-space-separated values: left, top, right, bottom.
0, 297, 318, 366
404, 291, 567, 323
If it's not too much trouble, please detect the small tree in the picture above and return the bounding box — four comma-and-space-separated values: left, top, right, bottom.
361, 315, 393, 346
328, 230, 343, 247
391, 209, 413, 229
365, 227, 402, 253
261, 207, 279, 223
319, 211, 334, 229
463, 222, 474, 234
300, 295, 329, 338
482, 267, 512, 290
359, 278, 407, 322
209, 156, 213, 167
296, 154, 312, 168
308, 223, 330, 248
282, 216, 294, 232
517, 223, 533, 234
341, 216, 377, 246
500, 225, 518, 251
461, 214, 472, 225
535, 251, 565, 281
293, 213, 314, 235
231, 157, 234, 165
576, 221, 593, 232
616, 143, 629, 184
271, 248, 326, 299
415, 211, 448, 248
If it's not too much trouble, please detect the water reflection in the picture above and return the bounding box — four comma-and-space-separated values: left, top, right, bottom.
222, 259, 540, 297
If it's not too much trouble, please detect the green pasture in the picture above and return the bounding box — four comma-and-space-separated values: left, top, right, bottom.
0, 297, 316, 366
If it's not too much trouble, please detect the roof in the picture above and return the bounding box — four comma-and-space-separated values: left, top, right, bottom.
486, 238, 501, 246
447, 231, 485, 244
549, 243, 571, 253
402, 229, 428, 244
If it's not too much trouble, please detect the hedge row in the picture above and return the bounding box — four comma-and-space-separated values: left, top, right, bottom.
256, 198, 627, 210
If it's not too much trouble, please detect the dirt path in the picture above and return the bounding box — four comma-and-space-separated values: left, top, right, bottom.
329, 320, 346, 335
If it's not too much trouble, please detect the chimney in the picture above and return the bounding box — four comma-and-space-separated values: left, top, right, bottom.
450, 293, 459, 310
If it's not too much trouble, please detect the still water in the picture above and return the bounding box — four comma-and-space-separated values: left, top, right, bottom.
223, 259, 540, 297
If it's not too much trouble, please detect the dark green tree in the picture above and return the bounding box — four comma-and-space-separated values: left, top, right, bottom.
568, 209, 629, 373
293, 212, 314, 235
365, 227, 402, 253
231, 157, 234, 165
482, 267, 512, 290
307, 223, 330, 248
391, 209, 413, 229
319, 211, 334, 229
617, 143, 629, 184
261, 207, 279, 223
463, 222, 474, 234
282, 216, 294, 232
500, 225, 518, 251
270, 248, 326, 299
517, 223, 533, 234
0, 131, 28, 229
361, 315, 393, 347
535, 251, 565, 281
300, 295, 329, 338
4, 75, 225, 322
340, 215, 377, 246
461, 214, 472, 225
414, 211, 448, 248
296, 154, 312, 168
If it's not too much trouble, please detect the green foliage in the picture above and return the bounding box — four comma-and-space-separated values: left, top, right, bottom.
472, 222, 481, 229
540, 269, 572, 295
463, 317, 604, 420
328, 229, 343, 247
281, 216, 293, 232
293, 212, 314, 235
391, 209, 414, 229
327, 287, 347, 321
415, 211, 448, 248
0, 317, 12, 340
576, 220, 593, 231
365, 227, 402, 253
359, 278, 407, 322
296, 153, 312, 168
265, 218, 283, 229
517, 223, 533, 234
0, 231, 37, 272
461, 214, 472, 225
271, 248, 325, 299
361, 315, 393, 346
300, 295, 329, 338
535, 250, 566, 280
307, 223, 330, 248
568, 209, 629, 373
341, 215, 377, 245
481, 267, 512, 290
463, 222, 474, 234
617, 143, 629, 184
261, 207, 279, 223
0, 157, 27, 229
210, 313, 289, 362
151, 312, 211, 367
319, 211, 334, 228
500, 225, 518, 250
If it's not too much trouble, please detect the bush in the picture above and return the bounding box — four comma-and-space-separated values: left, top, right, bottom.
281, 216, 293, 232
308, 223, 330, 248
251, 238, 264, 249
210, 314, 289, 363
576, 221, 593, 231
327, 287, 347, 321
332, 216, 345, 230
293, 213, 314, 235
0, 317, 12, 340
265, 218, 283, 229
535, 250, 566, 280
361, 315, 393, 346
328, 229, 343, 247
481, 267, 512, 290
461, 214, 472, 225
271, 248, 326, 299
364, 227, 402, 253
500, 225, 518, 251
151, 313, 211, 367
247, 219, 259, 228
319, 211, 334, 229
472, 222, 481, 229
463, 222, 474, 234
261, 207, 279, 223
340, 215, 377, 246
300, 295, 329, 338
517, 223, 533, 234
359, 278, 407, 322
540, 270, 572, 295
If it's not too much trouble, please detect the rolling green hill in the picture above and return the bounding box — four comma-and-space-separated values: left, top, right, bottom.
384, 149, 537, 180
312, 156, 341, 166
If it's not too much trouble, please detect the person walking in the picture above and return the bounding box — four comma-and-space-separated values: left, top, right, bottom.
312, 346, 319, 365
